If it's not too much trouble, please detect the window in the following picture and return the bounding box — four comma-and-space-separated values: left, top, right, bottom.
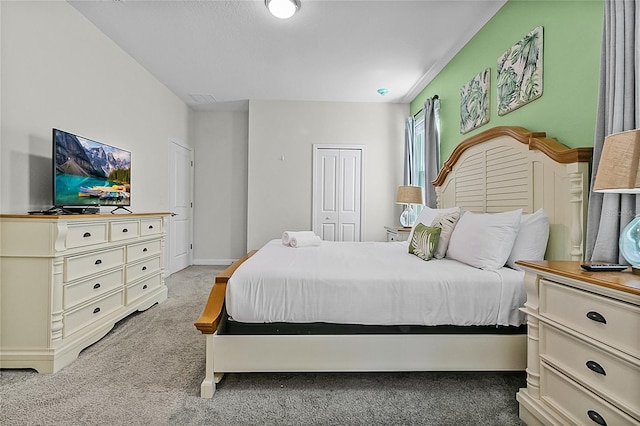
411, 101, 440, 214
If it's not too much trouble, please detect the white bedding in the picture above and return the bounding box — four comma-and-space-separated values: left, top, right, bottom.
226, 239, 526, 327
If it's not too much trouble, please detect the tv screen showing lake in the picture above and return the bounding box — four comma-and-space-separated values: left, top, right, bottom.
53, 129, 132, 207
55, 174, 131, 206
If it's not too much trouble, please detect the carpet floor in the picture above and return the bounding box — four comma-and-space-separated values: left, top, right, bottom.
1, 266, 526, 425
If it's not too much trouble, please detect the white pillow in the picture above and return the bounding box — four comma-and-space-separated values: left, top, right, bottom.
408, 206, 461, 258
507, 208, 549, 271
446, 209, 522, 271
430, 210, 461, 259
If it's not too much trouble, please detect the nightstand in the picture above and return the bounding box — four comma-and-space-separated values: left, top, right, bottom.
384, 226, 412, 242
515, 260, 640, 426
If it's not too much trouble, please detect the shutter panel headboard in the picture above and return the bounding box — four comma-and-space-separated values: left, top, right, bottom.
433, 126, 593, 261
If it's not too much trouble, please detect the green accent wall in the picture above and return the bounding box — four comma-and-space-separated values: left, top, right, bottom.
410, 0, 603, 164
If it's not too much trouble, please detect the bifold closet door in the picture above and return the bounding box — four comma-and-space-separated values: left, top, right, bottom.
313, 147, 363, 242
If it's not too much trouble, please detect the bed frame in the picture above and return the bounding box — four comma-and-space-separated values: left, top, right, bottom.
194, 126, 593, 398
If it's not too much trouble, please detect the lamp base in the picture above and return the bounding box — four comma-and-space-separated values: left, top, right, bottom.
400, 205, 416, 227
620, 216, 640, 267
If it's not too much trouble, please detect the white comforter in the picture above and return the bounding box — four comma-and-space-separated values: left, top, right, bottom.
226, 239, 526, 327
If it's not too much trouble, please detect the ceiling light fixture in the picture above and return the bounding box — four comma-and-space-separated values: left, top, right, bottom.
377, 88, 389, 96
265, 0, 300, 19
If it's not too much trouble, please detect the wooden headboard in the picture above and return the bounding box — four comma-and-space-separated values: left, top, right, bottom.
433, 126, 593, 261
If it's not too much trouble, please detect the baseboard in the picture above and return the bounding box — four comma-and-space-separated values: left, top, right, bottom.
192, 258, 236, 266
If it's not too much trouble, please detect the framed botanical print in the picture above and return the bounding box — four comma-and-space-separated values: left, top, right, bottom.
497, 26, 544, 116
460, 68, 490, 134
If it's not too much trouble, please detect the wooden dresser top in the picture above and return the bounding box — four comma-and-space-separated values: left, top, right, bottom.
1, 212, 170, 219
516, 260, 640, 297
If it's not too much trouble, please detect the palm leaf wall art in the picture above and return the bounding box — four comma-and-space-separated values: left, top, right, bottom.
460, 68, 490, 134
497, 26, 543, 116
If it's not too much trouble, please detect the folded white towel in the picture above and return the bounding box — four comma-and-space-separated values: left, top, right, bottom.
290, 234, 322, 248
282, 230, 316, 246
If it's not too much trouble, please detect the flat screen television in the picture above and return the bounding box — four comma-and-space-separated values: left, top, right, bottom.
53, 128, 131, 212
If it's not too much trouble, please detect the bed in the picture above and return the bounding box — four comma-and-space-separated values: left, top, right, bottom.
194, 126, 592, 398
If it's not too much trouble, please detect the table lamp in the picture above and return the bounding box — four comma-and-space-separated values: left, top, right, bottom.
395, 186, 423, 227
593, 129, 640, 274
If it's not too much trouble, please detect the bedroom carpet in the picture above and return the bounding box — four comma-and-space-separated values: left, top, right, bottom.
0, 266, 526, 426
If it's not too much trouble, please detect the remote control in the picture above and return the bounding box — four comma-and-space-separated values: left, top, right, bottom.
580, 263, 628, 272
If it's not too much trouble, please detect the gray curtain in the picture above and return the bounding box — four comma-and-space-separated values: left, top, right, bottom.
586, 0, 639, 262
403, 116, 415, 186
423, 98, 440, 208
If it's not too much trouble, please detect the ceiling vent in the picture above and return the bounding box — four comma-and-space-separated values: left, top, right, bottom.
188, 94, 217, 104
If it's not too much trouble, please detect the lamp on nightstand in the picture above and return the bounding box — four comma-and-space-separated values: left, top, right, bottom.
395, 185, 423, 227
593, 129, 640, 273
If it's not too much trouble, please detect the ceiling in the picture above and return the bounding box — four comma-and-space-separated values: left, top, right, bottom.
69, 0, 507, 111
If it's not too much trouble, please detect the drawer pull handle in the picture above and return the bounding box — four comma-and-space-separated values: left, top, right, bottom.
93, 307, 101, 314
93, 283, 101, 289
142, 266, 147, 271
94, 259, 102, 265
587, 410, 607, 426
148, 225, 154, 229
586, 360, 606, 376
143, 284, 148, 290
122, 228, 128, 233
143, 248, 148, 252
586, 311, 606, 324
83, 232, 92, 238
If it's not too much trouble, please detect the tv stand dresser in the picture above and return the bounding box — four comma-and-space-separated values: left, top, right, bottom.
0, 213, 169, 373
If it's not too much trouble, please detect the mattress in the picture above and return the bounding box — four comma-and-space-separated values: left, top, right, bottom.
226, 239, 526, 327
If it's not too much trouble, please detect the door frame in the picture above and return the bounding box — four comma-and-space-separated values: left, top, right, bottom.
167, 138, 194, 275
311, 144, 366, 242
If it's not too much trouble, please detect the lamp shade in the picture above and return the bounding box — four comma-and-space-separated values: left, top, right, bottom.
395, 186, 423, 205
593, 129, 640, 194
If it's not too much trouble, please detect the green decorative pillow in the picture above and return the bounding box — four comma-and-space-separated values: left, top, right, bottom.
408, 223, 441, 261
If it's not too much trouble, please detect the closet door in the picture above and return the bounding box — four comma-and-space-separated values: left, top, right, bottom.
313, 146, 364, 242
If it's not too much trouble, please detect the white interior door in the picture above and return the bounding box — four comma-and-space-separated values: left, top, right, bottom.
168, 140, 193, 274
337, 149, 362, 241
315, 149, 339, 240
313, 146, 364, 242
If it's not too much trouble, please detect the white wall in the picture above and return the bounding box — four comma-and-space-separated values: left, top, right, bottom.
190, 110, 249, 264
247, 100, 408, 250
0, 2, 410, 264
0, 1, 190, 214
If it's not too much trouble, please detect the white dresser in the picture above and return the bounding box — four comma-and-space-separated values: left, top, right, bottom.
515, 260, 640, 426
0, 213, 169, 373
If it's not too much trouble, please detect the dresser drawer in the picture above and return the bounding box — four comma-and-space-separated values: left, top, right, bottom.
140, 218, 162, 236
127, 239, 162, 263
109, 220, 140, 241
66, 223, 108, 249
64, 247, 125, 282
541, 362, 639, 425
64, 290, 123, 337
125, 273, 162, 305
126, 256, 161, 283
540, 279, 640, 358
63, 268, 124, 310
540, 323, 640, 419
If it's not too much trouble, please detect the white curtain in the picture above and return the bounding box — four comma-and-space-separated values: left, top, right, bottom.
423, 98, 440, 208
585, 0, 639, 262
